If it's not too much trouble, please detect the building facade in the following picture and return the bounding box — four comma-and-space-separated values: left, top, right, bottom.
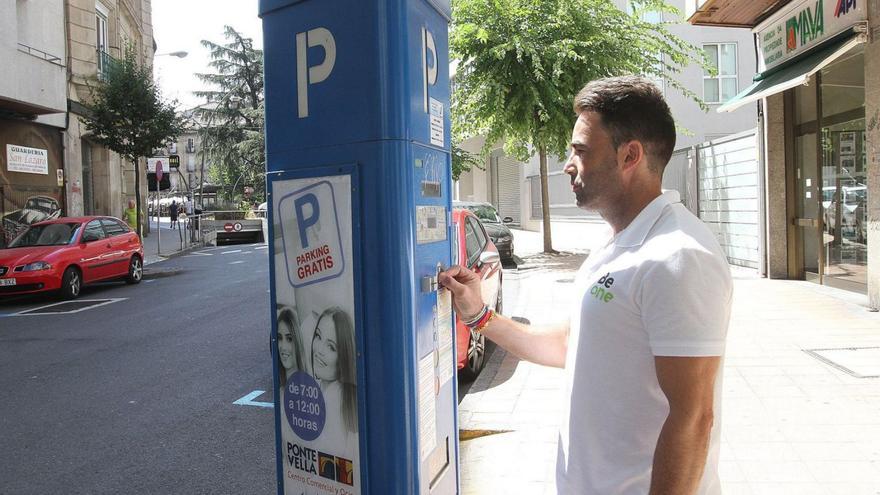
0, 0, 67, 247
456, 0, 759, 235
64, 0, 154, 224
691, 0, 879, 303
150, 110, 207, 205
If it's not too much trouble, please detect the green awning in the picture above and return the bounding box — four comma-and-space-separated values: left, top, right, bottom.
718, 34, 865, 113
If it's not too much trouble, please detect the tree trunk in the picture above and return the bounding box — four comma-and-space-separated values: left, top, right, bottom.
539, 145, 555, 253
134, 157, 142, 238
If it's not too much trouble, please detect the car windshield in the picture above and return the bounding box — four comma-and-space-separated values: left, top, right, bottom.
466, 205, 501, 223
8, 223, 81, 248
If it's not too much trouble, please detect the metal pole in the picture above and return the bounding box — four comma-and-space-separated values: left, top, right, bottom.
156, 191, 161, 256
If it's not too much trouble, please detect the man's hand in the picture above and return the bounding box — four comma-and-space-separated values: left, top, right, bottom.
438, 265, 484, 320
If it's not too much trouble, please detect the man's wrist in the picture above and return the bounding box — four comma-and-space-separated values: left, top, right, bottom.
461, 305, 488, 327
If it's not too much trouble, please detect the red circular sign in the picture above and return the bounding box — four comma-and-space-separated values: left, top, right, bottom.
224, 223, 234, 232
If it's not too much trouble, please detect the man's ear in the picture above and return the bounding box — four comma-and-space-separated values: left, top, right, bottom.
618, 140, 645, 173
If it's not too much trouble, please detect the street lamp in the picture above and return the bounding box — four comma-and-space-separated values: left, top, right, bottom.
155, 51, 188, 58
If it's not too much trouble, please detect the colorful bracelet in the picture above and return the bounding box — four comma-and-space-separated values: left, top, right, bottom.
462, 305, 489, 327
472, 309, 496, 333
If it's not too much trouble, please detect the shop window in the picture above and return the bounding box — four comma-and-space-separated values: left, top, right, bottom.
703, 43, 737, 104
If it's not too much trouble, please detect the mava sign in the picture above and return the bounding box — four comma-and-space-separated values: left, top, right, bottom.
757, 0, 866, 71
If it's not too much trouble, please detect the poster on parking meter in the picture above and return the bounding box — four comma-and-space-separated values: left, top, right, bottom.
272, 175, 360, 495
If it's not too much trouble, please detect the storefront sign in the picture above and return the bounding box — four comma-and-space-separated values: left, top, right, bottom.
758, 0, 866, 71
273, 174, 360, 495
6, 144, 49, 175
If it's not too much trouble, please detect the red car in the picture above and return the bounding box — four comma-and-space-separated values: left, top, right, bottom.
452, 208, 503, 381
0, 216, 144, 299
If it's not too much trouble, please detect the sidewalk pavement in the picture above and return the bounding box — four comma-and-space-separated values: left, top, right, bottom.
142, 217, 191, 265
459, 227, 880, 494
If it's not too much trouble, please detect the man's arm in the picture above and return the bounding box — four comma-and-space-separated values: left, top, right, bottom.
439, 265, 569, 368
649, 355, 721, 495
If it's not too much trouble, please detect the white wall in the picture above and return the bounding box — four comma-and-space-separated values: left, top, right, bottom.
0, 0, 66, 120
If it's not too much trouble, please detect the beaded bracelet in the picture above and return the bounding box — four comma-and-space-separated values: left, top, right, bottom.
472, 309, 496, 333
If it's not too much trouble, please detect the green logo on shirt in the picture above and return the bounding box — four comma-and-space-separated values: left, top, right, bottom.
590, 272, 615, 303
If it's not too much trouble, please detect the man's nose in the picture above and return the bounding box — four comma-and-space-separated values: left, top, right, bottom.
563, 157, 576, 175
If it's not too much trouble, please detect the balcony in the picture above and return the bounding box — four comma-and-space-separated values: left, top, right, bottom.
97, 50, 118, 80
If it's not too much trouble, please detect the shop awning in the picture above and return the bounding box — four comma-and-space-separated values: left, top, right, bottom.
717, 34, 865, 113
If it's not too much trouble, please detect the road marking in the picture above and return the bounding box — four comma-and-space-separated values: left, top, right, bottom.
221, 249, 242, 255
233, 390, 273, 408
13, 298, 127, 316
144, 279, 156, 283
229, 260, 244, 265
187, 251, 213, 257
254, 245, 268, 250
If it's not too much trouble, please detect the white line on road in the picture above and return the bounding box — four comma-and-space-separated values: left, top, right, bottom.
188, 251, 213, 257
221, 249, 242, 255
229, 260, 244, 265
13, 298, 128, 316
254, 245, 268, 250
233, 390, 273, 408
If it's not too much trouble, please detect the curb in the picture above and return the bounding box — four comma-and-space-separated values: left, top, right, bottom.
143, 243, 201, 267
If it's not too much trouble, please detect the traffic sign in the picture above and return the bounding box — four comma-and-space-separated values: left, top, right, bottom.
224, 223, 234, 232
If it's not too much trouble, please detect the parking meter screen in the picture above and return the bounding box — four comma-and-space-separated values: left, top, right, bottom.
273, 175, 360, 494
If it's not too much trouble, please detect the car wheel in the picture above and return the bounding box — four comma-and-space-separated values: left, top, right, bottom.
126, 255, 143, 284
60, 267, 82, 300
459, 329, 486, 382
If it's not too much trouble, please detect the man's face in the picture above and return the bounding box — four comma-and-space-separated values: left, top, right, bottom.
563, 111, 623, 211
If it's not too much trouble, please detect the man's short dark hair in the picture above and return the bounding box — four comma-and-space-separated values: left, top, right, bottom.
573, 76, 676, 173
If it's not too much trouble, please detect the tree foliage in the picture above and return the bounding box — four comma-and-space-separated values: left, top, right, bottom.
451, 0, 708, 251
452, 0, 704, 161
452, 144, 484, 181
194, 26, 265, 203
82, 44, 184, 235
83, 44, 183, 164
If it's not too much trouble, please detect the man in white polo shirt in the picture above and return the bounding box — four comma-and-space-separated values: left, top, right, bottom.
440, 76, 731, 494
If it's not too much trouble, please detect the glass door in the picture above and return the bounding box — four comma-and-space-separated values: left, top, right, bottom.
795, 132, 821, 281
820, 49, 866, 292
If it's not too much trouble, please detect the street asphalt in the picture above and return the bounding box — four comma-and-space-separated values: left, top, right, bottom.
0, 242, 516, 494
0, 243, 275, 495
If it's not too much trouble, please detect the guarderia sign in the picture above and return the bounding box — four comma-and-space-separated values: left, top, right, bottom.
758, 0, 865, 70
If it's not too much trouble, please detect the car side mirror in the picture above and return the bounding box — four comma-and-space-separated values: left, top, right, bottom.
502, 217, 513, 224
479, 251, 500, 266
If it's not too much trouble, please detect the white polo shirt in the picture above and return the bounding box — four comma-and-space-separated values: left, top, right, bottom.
556, 190, 732, 494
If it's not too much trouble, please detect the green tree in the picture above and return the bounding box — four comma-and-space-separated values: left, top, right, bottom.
451, 0, 706, 253
452, 144, 484, 181
194, 26, 265, 204
83, 44, 184, 237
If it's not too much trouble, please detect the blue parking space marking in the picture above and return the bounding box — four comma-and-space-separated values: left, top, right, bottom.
233, 390, 274, 409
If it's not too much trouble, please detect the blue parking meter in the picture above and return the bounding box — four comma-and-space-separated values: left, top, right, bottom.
260, 0, 458, 493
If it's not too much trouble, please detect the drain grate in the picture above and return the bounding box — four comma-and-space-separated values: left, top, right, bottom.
803, 347, 880, 378
16, 298, 124, 315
